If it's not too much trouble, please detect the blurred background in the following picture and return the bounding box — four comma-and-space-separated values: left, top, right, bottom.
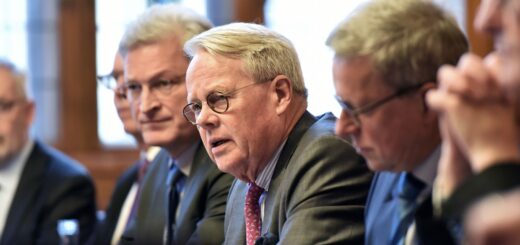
0, 0, 491, 209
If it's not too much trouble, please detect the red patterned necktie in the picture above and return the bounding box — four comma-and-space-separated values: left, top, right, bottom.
245, 183, 264, 245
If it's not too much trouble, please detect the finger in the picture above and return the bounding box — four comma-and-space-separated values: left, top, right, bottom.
425, 89, 458, 113
437, 65, 469, 93
458, 53, 502, 100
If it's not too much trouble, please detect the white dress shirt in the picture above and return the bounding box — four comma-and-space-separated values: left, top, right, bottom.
0, 140, 34, 239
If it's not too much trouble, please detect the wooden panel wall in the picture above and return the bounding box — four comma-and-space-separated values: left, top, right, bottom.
57, 0, 138, 209
466, 0, 494, 57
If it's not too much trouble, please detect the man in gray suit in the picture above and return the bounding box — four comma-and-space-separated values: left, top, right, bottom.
118, 4, 234, 244
326, 0, 467, 244
183, 23, 372, 245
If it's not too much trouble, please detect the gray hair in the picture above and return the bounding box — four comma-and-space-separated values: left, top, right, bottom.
184, 22, 307, 98
0, 59, 29, 101
326, 0, 468, 89
119, 3, 213, 56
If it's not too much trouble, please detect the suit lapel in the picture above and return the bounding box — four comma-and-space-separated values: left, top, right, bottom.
365, 172, 402, 245
262, 111, 316, 235
225, 180, 248, 244
1, 142, 46, 244
175, 142, 205, 230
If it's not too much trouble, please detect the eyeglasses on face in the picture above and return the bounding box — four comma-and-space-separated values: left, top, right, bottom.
97, 73, 126, 97
124, 74, 186, 101
183, 81, 269, 125
335, 83, 424, 127
0, 99, 22, 116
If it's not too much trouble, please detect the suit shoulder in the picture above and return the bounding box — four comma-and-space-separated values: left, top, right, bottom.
292, 113, 362, 166
35, 142, 91, 179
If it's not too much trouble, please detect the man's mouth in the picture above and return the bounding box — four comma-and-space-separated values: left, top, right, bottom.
211, 139, 228, 148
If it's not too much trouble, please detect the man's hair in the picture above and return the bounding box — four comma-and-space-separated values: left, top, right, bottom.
119, 3, 213, 56
326, 0, 468, 89
0, 59, 29, 101
184, 22, 307, 98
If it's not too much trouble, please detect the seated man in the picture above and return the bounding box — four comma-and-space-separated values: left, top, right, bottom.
183, 22, 372, 244
90, 51, 159, 245
118, 4, 234, 244
326, 0, 467, 244
0, 59, 97, 244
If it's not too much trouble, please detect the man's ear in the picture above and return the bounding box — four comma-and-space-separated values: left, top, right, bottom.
271, 75, 292, 115
420, 82, 437, 118
25, 101, 36, 126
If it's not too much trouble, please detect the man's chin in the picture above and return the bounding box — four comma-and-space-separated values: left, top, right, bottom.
143, 138, 170, 148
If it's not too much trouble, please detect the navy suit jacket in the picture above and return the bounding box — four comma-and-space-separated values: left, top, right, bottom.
364, 171, 402, 245
223, 112, 373, 245
365, 172, 454, 245
0, 141, 97, 245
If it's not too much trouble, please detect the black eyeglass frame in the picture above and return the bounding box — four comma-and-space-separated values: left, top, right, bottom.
335, 83, 425, 126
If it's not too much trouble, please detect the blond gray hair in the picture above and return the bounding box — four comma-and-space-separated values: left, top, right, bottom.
0, 59, 29, 101
119, 3, 213, 56
326, 0, 468, 88
184, 22, 307, 97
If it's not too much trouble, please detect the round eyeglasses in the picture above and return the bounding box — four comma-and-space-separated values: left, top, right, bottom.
183, 81, 269, 125
335, 83, 424, 127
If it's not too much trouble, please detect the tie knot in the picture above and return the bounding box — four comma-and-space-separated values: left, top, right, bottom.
246, 183, 264, 202
398, 173, 425, 201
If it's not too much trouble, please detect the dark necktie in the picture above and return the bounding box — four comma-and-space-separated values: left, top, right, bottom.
245, 183, 264, 245
391, 173, 426, 245
166, 163, 185, 244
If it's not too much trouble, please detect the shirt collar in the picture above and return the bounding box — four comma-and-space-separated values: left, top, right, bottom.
0, 139, 34, 188
411, 145, 440, 188
254, 139, 287, 192
144, 146, 161, 162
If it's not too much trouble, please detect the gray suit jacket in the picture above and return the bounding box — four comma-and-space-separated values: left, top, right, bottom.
121, 143, 233, 245
223, 112, 373, 245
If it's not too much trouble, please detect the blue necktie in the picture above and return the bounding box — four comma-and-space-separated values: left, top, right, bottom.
165, 162, 185, 244
391, 173, 425, 245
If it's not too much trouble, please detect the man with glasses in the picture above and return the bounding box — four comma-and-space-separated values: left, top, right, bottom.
184, 23, 372, 244
90, 52, 160, 245
0, 59, 97, 244
117, 4, 233, 245
326, 0, 468, 244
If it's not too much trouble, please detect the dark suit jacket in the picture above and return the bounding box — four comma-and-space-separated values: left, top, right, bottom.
223, 112, 373, 245
90, 162, 139, 245
364, 171, 401, 245
121, 143, 234, 245
365, 172, 456, 245
0, 141, 97, 245
414, 163, 520, 245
